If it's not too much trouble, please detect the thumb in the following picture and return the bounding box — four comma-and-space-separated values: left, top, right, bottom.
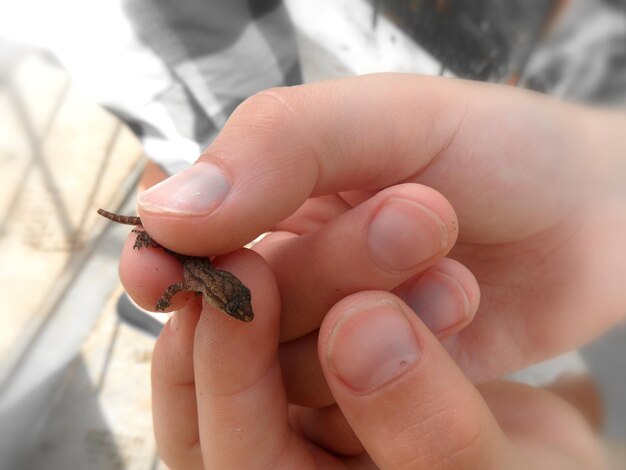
134, 75, 557, 255
318, 292, 521, 470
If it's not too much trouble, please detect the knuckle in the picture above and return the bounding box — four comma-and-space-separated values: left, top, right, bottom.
432, 401, 491, 469
229, 87, 296, 135
438, 415, 488, 469
387, 398, 491, 469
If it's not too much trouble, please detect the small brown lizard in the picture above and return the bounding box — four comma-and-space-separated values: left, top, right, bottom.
97, 208, 253, 322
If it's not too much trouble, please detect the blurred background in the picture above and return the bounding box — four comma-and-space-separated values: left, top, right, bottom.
0, 0, 625, 468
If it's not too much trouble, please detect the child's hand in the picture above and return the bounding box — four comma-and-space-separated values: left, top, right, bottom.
118, 73, 625, 467
149, 252, 605, 468
130, 73, 626, 388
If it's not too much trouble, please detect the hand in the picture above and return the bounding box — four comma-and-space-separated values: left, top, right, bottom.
126, 74, 626, 397
118, 73, 624, 466
150, 255, 606, 468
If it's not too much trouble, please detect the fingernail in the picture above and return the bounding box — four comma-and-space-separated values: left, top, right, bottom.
327, 299, 421, 393
367, 199, 448, 272
137, 162, 230, 215
402, 271, 470, 336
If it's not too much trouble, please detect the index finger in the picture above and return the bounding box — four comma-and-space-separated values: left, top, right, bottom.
136, 73, 577, 255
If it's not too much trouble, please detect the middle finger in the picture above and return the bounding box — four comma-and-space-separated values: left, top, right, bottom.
255, 183, 459, 341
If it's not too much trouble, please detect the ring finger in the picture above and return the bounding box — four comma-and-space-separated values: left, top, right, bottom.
279, 257, 480, 407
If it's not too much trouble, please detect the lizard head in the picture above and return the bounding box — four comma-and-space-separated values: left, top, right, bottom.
225, 290, 254, 322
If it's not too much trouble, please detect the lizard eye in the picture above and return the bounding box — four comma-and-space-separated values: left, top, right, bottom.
226, 300, 241, 316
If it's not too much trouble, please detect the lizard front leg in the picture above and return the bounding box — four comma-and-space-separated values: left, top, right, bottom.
155, 282, 190, 311
132, 229, 161, 250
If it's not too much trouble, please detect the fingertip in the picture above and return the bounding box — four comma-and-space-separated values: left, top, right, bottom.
137, 162, 231, 217
365, 184, 458, 273
320, 294, 421, 394
118, 232, 195, 312
192, 248, 282, 374
319, 291, 516, 469
398, 257, 480, 339
190, 249, 308, 468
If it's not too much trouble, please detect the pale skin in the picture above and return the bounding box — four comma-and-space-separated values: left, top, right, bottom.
118, 74, 626, 468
